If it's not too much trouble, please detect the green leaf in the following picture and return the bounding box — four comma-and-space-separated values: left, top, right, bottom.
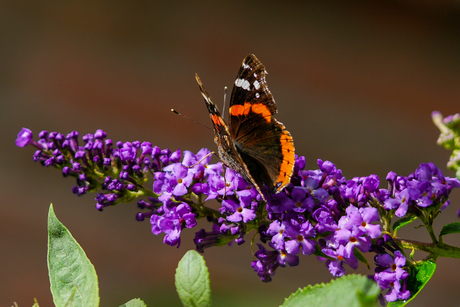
439, 222, 460, 237
119, 298, 147, 307
175, 250, 211, 307
387, 260, 436, 307
393, 215, 417, 234
47, 204, 100, 307
32, 298, 40, 307
281, 274, 380, 307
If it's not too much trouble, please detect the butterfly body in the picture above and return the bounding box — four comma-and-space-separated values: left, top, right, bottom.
196, 54, 295, 201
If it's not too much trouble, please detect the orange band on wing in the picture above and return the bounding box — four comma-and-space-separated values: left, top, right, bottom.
229, 103, 251, 117
230, 102, 272, 123
275, 129, 295, 191
211, 114, 226, 126
251, 103, 272, 122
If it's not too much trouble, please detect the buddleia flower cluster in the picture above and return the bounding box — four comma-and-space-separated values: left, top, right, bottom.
16, 126, 460, 303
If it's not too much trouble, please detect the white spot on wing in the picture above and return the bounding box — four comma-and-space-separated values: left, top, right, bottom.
235, 78, 250, 91
242, 80, 250, 90
253, 80, 260, 90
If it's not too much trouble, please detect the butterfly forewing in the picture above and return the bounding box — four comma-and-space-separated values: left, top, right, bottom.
228, 54, 295, 192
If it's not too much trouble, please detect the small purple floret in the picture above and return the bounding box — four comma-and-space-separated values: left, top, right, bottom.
16, 128, 33, 147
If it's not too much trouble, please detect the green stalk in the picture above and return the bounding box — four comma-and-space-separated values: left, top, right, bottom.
394, 237, 460, 260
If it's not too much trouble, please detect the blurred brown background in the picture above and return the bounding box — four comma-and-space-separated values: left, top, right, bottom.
2, 1, 460, 306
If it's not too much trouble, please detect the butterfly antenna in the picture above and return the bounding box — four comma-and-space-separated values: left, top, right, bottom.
222, 86, 228, 118
171, 109, 212, 131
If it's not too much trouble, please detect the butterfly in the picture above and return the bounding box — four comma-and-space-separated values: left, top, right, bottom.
195, 54, 295, 201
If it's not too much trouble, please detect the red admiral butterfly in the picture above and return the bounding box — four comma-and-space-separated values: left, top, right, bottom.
196, 54, 295, 201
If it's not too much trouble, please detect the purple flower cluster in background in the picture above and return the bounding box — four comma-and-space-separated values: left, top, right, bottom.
16, 127, 460, 303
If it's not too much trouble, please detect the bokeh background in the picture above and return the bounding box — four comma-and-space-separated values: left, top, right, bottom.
2, 1, 460, 306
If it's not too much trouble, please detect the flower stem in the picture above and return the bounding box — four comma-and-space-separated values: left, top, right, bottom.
394, 237, 460, 260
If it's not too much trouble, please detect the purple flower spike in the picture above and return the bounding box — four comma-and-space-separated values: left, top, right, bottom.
17, 123, 460, 296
